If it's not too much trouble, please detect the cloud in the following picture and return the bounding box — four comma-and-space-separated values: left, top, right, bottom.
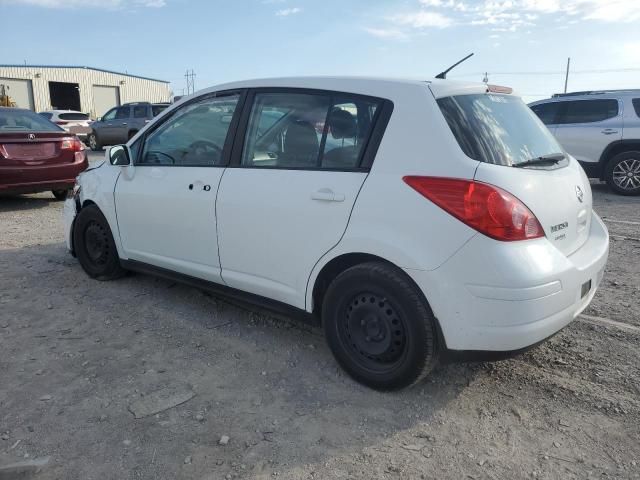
3, 0, 165, 7
363, 27, 410, 41
388, 10, 453, 28
275, 6, 301, 16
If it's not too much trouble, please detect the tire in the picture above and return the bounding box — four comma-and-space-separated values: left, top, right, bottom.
88, 132, 102, 151
52, 189, 69, 201
73, 205, 126, 280
605, 151, 640, 196
322, 261, 439, 391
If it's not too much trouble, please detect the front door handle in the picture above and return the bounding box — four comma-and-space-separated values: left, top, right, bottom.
311, 188, 345, 202
122, 122, 128, 126
602, 129, 618, 135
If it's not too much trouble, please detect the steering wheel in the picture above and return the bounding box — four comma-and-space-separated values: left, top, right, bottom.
189, 140, 223, 162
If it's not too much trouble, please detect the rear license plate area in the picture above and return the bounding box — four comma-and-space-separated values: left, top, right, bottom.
581, 280, 592, 299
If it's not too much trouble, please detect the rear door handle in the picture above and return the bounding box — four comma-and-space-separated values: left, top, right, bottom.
602, 129, 618, 135
122, 122, 128, 126
311, 188, 345, 202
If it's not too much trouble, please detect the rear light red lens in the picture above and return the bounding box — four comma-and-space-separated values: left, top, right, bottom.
55, 121, 67, 125
60, 137, 84, 152
403, 176, 544, 241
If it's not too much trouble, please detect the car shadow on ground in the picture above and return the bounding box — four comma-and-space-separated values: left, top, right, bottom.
0, 242, 482, 479
0, 194, 61, 212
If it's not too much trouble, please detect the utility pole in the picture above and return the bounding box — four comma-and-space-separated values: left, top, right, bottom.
184, 69, 196, 95
564, 57, 570, 94
482, 72, 489, 84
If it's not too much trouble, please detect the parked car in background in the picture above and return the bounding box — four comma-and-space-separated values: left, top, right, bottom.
529, 90, 640, 195
87, 102, 170, 151
0, 107, 88, 200
65, 77, 608, 390
39, 110, 92, 141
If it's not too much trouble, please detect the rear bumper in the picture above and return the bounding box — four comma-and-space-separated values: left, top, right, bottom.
0, 156, 88, 195
405, 211, 609, 352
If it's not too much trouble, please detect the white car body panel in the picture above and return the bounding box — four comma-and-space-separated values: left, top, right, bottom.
63, 76, 610, 355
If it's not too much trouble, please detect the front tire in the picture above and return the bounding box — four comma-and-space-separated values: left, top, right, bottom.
605, 151, 640, 196
322, 261, 439, 391
73, 205, 125, 280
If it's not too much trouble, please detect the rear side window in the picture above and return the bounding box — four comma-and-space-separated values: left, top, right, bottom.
530, 102, 560, 125
59, 112, 89, 120
0, 109, 63, 132
152, 105, 168, 117
557, 99, 619, 124
241, 92, 381, 169
438, 94, 563, 166
133, 106, 148, 118
633, 99, 640, 118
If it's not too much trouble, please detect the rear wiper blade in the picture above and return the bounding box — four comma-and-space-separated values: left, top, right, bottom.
513, 153, 565, 168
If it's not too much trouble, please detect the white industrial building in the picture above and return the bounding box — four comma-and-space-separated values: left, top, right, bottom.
0, 65, 171, 118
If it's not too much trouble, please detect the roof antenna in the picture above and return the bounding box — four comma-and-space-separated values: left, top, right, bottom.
435, 53, 474, 79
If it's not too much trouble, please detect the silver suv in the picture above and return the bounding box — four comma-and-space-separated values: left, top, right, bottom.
530, 90, 640, 195
87, 102, 169, 151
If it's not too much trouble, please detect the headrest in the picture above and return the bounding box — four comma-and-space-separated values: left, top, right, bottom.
329, 108, 356, 139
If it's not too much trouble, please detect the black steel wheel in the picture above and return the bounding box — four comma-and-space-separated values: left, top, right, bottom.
323, 261, 439, 390
73, 205, 125, 280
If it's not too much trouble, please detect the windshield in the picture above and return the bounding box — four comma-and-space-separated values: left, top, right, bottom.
0, 109, 64, 132
437, 94, 563, 166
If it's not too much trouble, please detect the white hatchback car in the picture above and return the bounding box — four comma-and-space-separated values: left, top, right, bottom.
64, 77, 609, 390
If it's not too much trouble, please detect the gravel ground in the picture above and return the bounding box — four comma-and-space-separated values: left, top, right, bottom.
1, 172, 639, 480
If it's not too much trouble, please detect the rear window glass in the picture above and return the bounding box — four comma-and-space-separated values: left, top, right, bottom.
438, 94, 563, 166
0, 109, 63, 132
59, 112, 89, 120
152, 105, 168, 117
38, 112, 53, 120
557, 99, 618, 124
633, 99, 640, 118
115, 107, 129, 119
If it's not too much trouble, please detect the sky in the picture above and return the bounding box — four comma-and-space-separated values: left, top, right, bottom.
1, 0, 639, 102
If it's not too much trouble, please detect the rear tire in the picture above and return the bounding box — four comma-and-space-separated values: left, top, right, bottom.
322, 261, 439, 391
605, 151, 640, 196
52, 189, 69, 201
88, 132, 102, 151
73, 205, 126, 280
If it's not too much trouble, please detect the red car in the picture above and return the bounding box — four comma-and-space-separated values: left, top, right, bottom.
0, 107, 88, 200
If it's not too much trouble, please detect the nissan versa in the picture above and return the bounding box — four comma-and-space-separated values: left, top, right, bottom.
63, 77, 609, 390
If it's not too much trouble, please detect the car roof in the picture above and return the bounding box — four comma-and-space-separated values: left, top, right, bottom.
530, 90, 640, 106
40, 110, 87, 114
187, 76, 496, 101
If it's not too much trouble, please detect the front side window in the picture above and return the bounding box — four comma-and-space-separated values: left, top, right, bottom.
115, 107, 130, 119
438, 93, 563, 166
557, 99, 619, 124
241, 92, 381, 169
139, 94, 240, 166
102, 108, 117, 121
133, 106, 147, 118
530, 102, 560, 125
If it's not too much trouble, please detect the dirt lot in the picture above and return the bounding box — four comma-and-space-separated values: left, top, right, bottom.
1, 174, 639, 480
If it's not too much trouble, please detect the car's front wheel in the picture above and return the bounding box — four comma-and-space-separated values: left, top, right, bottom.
52, 189, 69, 201
605, 151, 640, 196
322, 261, 439, 390
87, 132, 102, 151
73, 205, 126, 280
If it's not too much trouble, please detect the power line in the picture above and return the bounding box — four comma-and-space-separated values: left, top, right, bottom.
451, 67, 640, 77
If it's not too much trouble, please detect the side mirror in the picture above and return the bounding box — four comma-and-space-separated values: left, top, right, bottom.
96, 116, 102, 122
109, 145, 131, 166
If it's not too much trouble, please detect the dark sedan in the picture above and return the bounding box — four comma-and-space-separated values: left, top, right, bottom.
0, 107, 88, 200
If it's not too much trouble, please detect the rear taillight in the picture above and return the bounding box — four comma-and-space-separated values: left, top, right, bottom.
60, 137, 84, 152
403, 176, 544, 241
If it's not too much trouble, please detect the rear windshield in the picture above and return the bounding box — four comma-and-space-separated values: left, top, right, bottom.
437, 94, 563, 166
59, 112, 89, 120
152, 105, 168, 117
0, 109, 63, 132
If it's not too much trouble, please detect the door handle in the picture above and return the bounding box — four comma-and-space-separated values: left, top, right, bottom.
311, 188, 345, 202
122, 122, 128, 126
602, 129, 618, 135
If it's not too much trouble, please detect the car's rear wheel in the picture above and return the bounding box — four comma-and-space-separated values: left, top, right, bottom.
322, 261, 439, 390
73, 205, 126, 280
605, 151, 640, 196
88, 132, 102, 151
52, 189, 69, 201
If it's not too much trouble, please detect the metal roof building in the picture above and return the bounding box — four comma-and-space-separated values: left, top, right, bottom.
0, 65, 171, 118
